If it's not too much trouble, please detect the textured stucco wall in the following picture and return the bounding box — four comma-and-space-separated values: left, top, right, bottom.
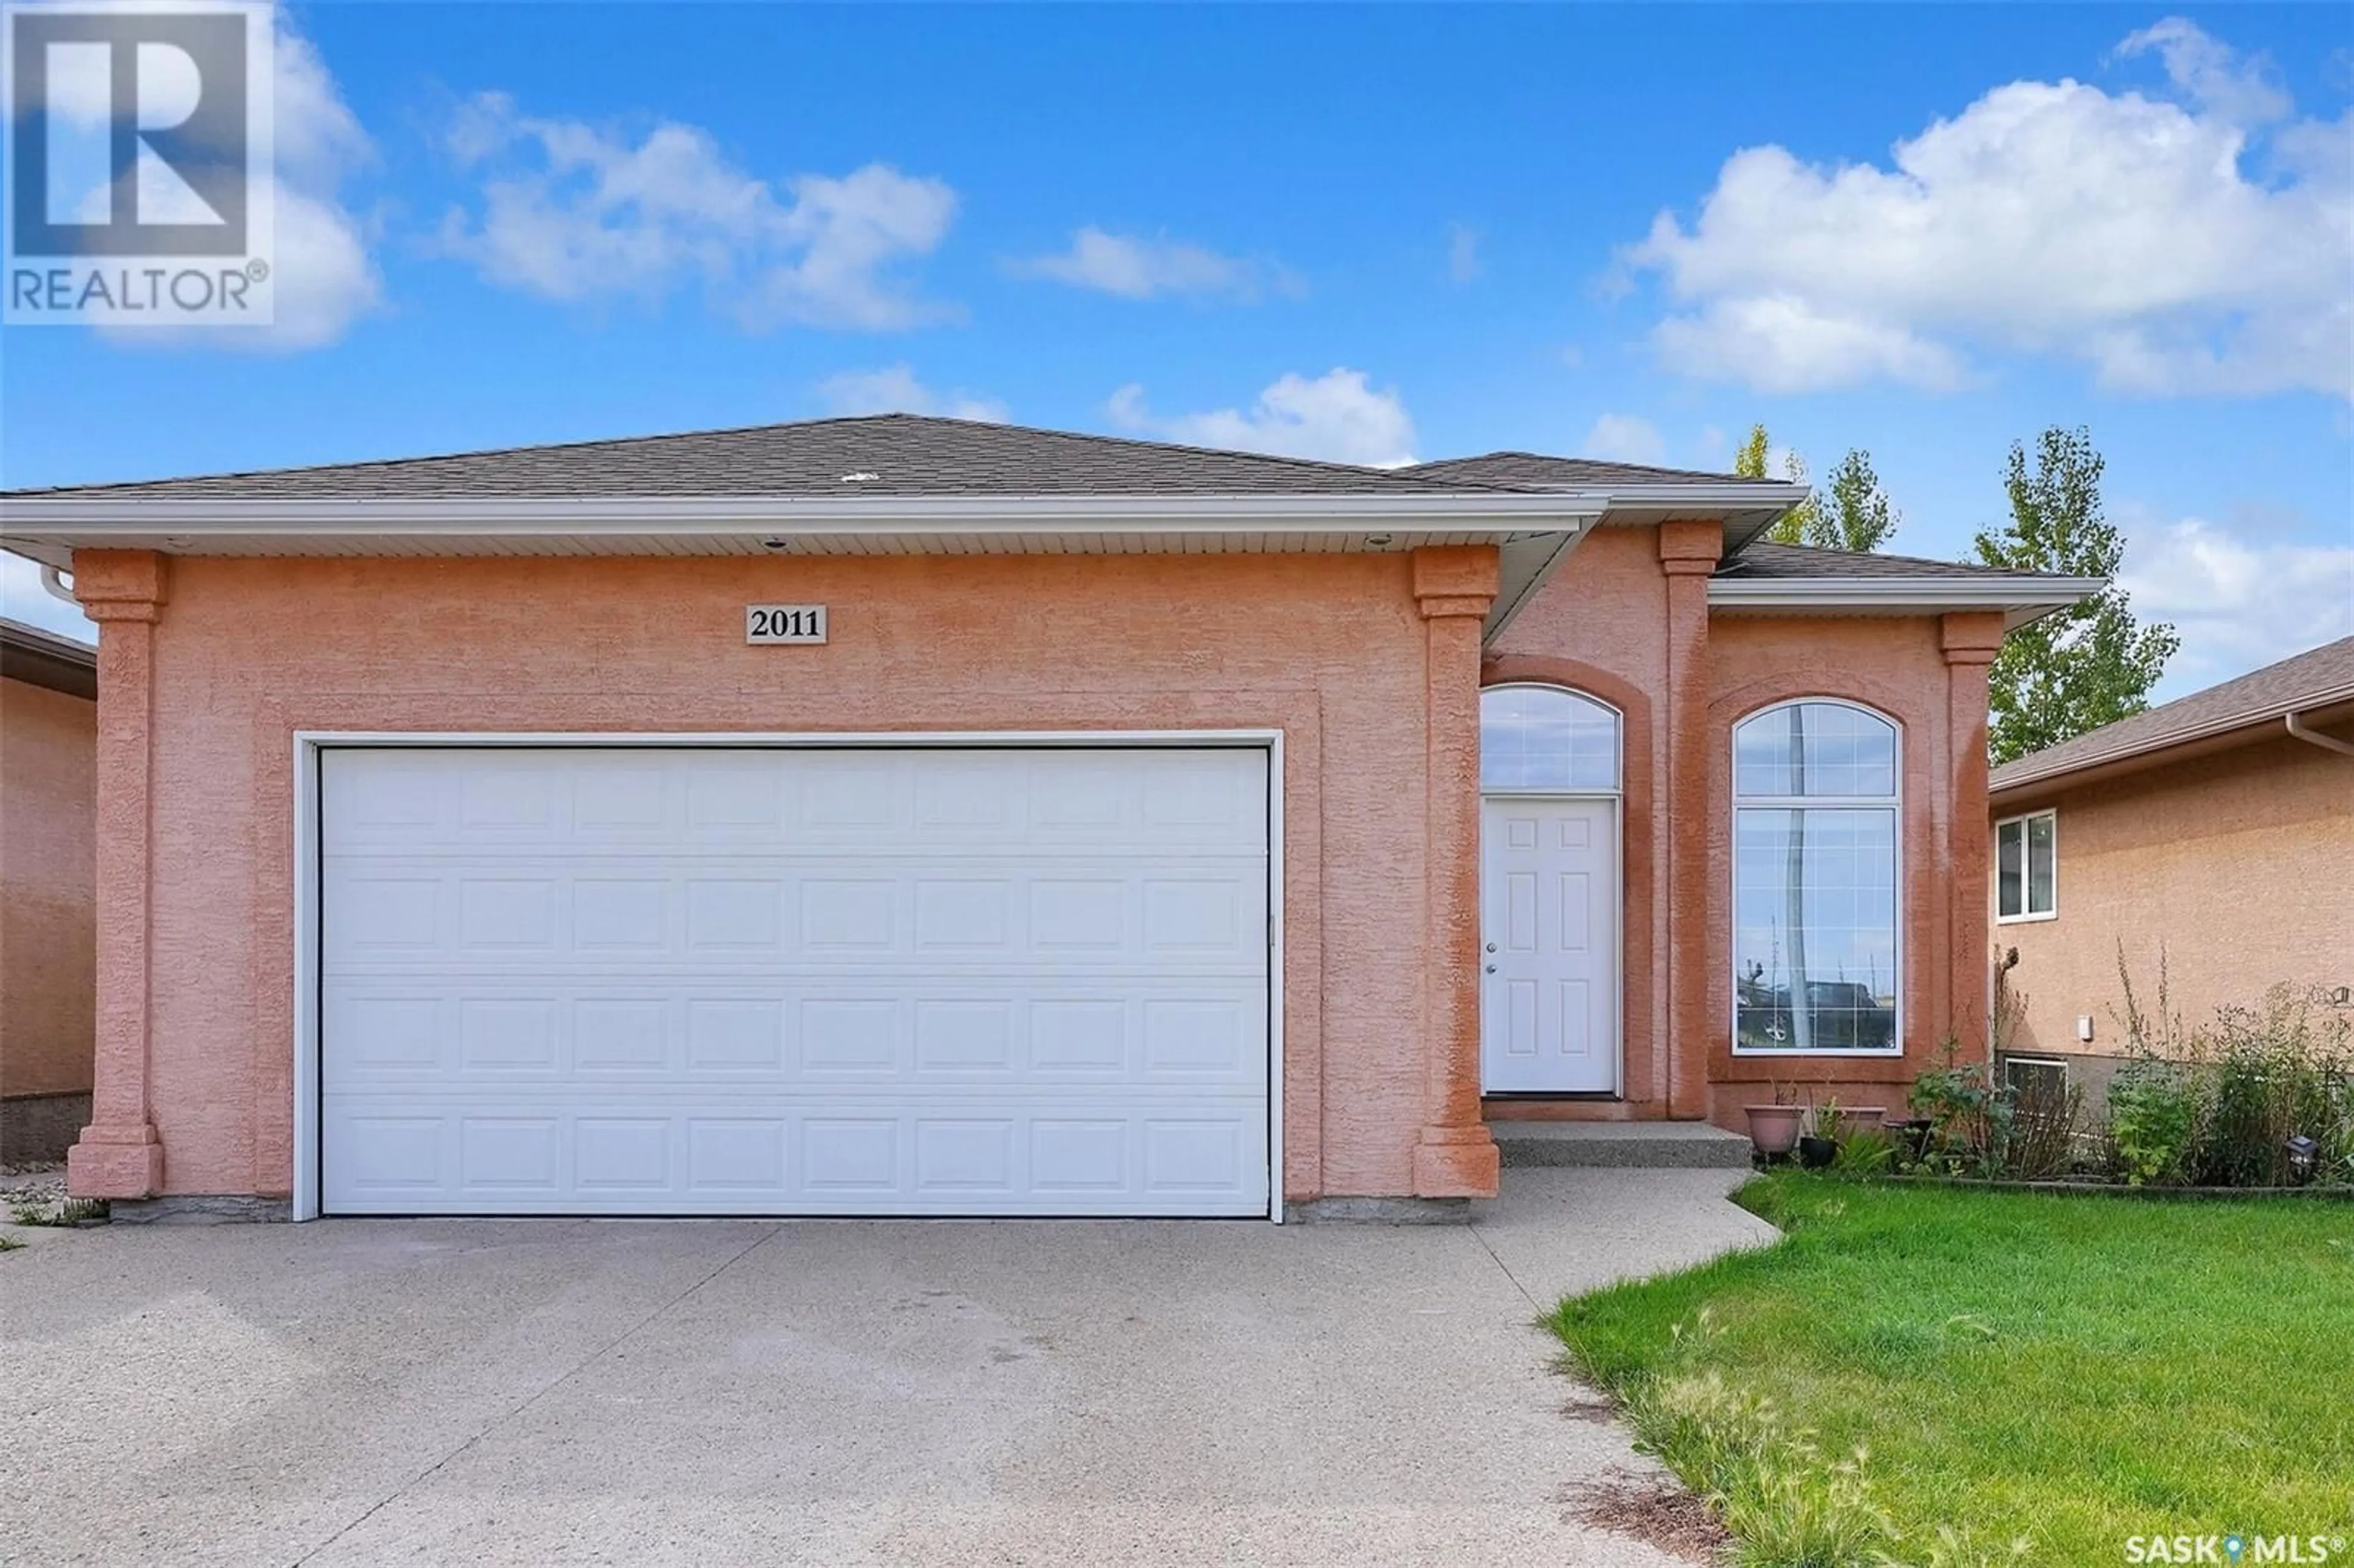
1484, 527, 1671, 1116
1992, 732, 2354, 1062
1, 674, 97, 1109
1485, 533, 1988, 1128
101, 549, 1474, 1202
1702, 613, 1988, 1124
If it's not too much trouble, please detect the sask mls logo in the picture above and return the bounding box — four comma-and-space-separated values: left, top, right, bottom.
3, 0, 274, 325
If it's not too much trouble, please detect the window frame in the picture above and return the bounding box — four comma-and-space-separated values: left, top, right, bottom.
1994, 809, 2059, 923
1478, 682, 1625, 797
1729, 698, 1905, 1059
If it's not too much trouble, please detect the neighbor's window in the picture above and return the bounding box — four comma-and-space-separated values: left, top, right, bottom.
1995, 811, 2057, 921
1732, 701, 1900, 1054
1480, 684, 1622, 793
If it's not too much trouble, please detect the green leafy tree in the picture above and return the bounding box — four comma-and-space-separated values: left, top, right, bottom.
1821, 448, 1899, 552
1736, 423, 1821, 544
1739, 425, 1895, 552
1971, 426, 2178, 765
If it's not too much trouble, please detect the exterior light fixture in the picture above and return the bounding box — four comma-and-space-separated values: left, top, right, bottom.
2286, 1135, 2319, 1184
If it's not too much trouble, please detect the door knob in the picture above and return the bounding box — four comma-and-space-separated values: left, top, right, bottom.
1484, 964, 1497, 973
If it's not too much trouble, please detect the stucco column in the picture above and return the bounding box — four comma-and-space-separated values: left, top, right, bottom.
65, 550, 170, 1200
1658, 521, 1722, 1120
1943, 611, 2005, 1061
1410, 546, 1501, 1198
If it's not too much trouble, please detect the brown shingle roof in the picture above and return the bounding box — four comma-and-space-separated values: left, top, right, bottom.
1403, 452, 1775, 489
8, 414, 1546, 502
1990, 635, 2354, 794
1713, 541, 2057, 582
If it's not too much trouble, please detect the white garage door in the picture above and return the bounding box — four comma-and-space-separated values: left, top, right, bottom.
319, 745, 1271, 1217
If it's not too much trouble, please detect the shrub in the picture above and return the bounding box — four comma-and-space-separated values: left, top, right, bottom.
2104, 1056, 2200, 1186
2004, 1081, 2082, 1181
1907, 1042, 2013, 1178
2191, 988, 2353, 1186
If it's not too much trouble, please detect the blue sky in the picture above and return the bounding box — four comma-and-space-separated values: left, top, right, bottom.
4, 2, 2348, 698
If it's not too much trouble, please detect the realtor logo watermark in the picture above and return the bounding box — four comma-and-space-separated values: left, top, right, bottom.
4, 0, 273, 325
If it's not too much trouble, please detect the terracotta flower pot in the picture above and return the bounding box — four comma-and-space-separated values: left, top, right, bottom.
1834, 1106, 1888, 1140
1745, 1105, 1805, 1157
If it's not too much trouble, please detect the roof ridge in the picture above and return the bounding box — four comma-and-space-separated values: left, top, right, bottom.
8, 413, 1539, 499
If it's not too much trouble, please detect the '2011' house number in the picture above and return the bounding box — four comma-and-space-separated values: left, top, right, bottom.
745, 604, 827, 644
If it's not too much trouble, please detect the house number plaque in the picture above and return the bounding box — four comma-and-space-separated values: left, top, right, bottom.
745, 604, 828, 645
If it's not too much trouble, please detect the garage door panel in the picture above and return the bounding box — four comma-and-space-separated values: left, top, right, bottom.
324, 984, 1267, 1086
321, 1097, 1267, 1217
327, 748, 1265, 852
320, 746, 1270, 1217
323, 859, 1263, 969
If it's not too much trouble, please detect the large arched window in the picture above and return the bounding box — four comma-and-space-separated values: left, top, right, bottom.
1732, 701, 1900, 1055
1480, 685, 1621, 793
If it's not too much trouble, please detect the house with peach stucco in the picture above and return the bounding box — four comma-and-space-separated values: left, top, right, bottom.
0, 416, 2098, 1220
1987, 635, 2354, 1109
1, 618, 98, 1163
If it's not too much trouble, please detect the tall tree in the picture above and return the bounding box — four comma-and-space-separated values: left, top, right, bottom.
1821, 448, 1899, 552
1737, 422, 1821, 545
1971, 426, 2178, 764
1739, 424, 1896, 551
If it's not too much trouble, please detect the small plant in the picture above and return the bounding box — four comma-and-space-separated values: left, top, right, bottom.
2105, 1056, 2198, 1186
1811, 1095, 1843, 1142
1907, 1040, 2013, 1178
2004, 1081, 2081, 1181
7, 1193, 107, 1227
1833, 1126, 1895, 1177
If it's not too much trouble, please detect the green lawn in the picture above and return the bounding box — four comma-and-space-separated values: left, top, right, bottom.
1552, 1173, 2354, 1566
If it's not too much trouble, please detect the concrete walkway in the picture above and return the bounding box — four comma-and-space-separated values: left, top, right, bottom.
0, 1171, 1774, 1567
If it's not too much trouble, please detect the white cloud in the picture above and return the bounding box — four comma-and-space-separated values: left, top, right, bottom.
438, 93, 957, 330
1447, 223, 1482, 284
1580, 414, 1666, 466
2116, 18, 2291, 126
2117, 511, 2354, 695
1623, 18, 2352, 397
105, 17, 381, 352
817, 364, 1008, 424
1007, 227, 1292, 302
0, 554, 97, 645
1106, 369, 1417, 467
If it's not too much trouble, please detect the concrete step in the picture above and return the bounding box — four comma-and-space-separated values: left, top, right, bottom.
1490, 1121, 1754, 1170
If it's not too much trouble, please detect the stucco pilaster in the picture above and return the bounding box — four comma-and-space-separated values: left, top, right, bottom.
65, 550, 170, 1199
1943, 611, 2005, 1060
1658, 521, 1721, 1119
1409, 546, 1501, 1197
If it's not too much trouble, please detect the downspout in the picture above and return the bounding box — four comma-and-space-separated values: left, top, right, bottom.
2285, 710, 2354, 758
39, 563, 77, 607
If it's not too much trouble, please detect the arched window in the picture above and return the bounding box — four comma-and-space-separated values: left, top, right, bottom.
1731, 701, 1900, 1055
1480, 685, 1621, 793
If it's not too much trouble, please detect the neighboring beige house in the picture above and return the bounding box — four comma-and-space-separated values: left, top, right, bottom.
1, 617, 97, 1163
1987, 636, 2354, 1104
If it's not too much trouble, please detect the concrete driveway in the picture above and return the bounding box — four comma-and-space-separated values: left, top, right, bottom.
1, 1170, 1772, 1567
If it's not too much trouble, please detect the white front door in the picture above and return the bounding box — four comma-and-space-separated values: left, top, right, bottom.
1479, 796, 1619, 1094
318, 744, 1271, 1218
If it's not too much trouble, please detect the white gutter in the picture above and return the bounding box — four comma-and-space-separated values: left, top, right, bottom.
1707, 576, 2107, 613
38, 563, 76, 606
2285, 709, 2354, 758
1708, 575, 2105, 631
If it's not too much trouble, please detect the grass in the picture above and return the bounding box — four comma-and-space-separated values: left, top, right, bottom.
1551, 1171, 2354, 1566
